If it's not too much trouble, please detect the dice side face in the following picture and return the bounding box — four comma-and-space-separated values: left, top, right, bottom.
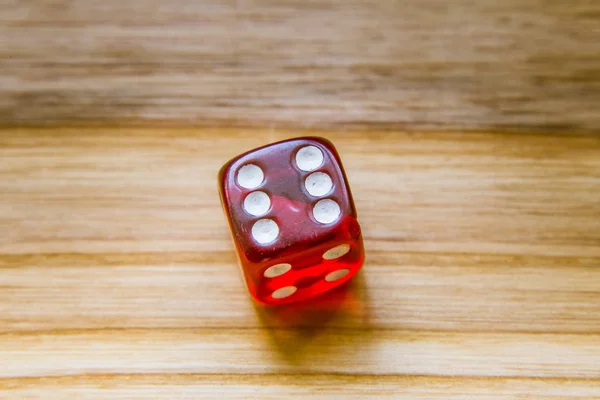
254, 222, 364, 305
218, 137, 364, 304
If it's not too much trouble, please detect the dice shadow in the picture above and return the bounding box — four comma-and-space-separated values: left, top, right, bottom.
254, 270, 373, 365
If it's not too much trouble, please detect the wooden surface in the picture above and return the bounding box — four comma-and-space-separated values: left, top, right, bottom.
2, 0, 600, 397
1, 128, 599, 399
1, 0, 600, 132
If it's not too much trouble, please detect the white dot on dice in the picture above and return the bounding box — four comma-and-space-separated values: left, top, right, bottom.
264, 263, 292, 278
237, 164, 264, 189
296, 145, 324, 171
272, 286, 297, 299
251, 219, 279, 244
243, 191, 271, 217
325, 269, 350, 282
312, 199, 341, 224
305, 172, 333, 197
323, 244, 351, 260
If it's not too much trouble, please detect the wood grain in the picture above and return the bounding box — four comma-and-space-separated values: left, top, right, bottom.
1, 1, 600, 132
1, 252, 599, 334
4, 375, 599, 400
1, 128, 599, 398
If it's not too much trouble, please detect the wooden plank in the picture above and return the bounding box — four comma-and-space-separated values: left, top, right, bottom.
1, 127, 599, 398
1, 128, 599, 256
0, 328, 599, 379
1, 1, 599, 131
2, 375, 600, 400
1, 252, 599, 333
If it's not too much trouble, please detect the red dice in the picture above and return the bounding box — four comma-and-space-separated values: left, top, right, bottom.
218, 137, 364, 305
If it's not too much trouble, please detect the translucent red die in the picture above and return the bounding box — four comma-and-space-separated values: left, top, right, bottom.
218, 137, 364, 305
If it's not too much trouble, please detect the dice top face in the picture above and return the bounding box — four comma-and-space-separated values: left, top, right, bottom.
220, 137, 357, 260
219, 137, 364, 304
